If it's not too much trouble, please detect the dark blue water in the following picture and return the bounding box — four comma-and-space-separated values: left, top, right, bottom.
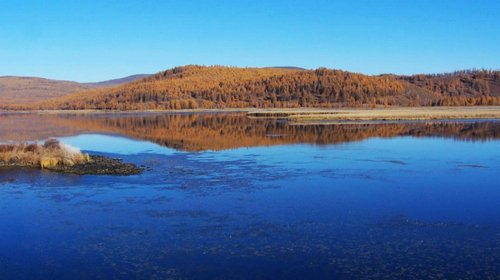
0, 114, 499, 279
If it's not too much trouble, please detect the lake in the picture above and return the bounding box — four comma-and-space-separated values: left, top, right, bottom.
0, 113, 499, 279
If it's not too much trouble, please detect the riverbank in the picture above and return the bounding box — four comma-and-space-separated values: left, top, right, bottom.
0, 108, 250, 115
1, 106, 499, 119
1, 106, 500, 124
247, 106, 500, 122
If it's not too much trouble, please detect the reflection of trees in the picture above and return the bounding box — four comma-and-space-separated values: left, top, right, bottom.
0, 113, 498, 151
3, 113, 497, 151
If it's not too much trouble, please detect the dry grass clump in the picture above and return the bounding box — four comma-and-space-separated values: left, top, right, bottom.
0, 139, 90, 169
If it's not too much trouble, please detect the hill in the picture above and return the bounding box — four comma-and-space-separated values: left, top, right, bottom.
0, 74, 150, 105
10, 66, 500, 110
83, 74, 151, 87
0, 76, 88, 105
398, 70, 500, 106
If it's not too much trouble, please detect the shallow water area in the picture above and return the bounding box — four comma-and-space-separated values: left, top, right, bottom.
0, 113, 499, 279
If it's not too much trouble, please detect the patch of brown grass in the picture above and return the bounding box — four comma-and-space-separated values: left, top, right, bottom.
0, 139, 90, 169
248, 106, 500, 122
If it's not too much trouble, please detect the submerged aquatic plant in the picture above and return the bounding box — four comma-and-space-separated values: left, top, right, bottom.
0, 138, 90, 169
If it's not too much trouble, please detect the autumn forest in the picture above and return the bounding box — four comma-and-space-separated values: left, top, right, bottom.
3, 65, 500, 110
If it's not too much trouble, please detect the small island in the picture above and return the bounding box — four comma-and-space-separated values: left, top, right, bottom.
0, 139, 142, 175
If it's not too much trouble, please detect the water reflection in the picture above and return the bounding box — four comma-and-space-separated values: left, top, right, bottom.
59, 134, 177, 155
0, 113, 499, 150
1, 113, 500, 279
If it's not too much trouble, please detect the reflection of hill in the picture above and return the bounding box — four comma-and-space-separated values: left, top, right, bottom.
0, 113, 497, 150
0, 114, 91, 142
1, 113, 497, 151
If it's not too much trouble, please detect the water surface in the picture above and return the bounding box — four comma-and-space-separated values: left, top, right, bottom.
0, 113, 499, 279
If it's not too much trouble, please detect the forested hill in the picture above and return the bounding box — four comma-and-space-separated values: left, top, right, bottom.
17, 66, 500, 110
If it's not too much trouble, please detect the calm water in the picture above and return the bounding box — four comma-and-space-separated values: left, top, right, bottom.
0, 113, 499, 279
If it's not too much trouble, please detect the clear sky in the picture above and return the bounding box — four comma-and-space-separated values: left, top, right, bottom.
1, 0, 499, 82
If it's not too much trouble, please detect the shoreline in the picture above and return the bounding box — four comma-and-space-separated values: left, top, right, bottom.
0, 106, 499, 121
0, 108, 251, 115
247, 106, 500, 122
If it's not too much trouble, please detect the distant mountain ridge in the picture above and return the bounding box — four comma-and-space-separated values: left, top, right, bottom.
0, 74, 150, 105
83, 74, 151, 87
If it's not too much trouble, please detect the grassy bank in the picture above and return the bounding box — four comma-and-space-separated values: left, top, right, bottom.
247, 106, 500, 122
1, 106, 500, 121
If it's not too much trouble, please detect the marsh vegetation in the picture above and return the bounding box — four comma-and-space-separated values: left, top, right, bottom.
0, 139, 141, 175
0, 139, 90, 168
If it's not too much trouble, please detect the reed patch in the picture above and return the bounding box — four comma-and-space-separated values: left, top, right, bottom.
0, 139, 91, 169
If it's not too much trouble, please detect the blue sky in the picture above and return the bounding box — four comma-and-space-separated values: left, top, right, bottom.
0, 0, 499, 82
